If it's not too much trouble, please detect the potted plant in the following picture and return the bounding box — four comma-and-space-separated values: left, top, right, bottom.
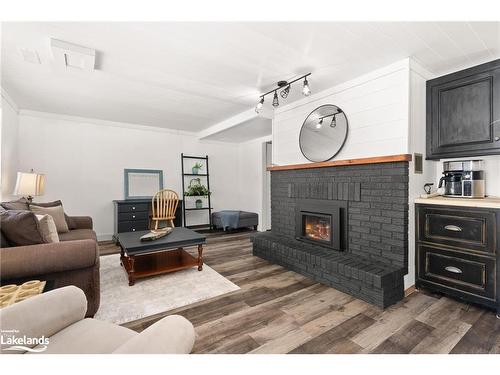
195, 199, 203, 209
184, 179, 211, 204
191, 162, 203, 175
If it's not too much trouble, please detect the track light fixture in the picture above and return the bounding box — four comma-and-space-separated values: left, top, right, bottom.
272, 91, 279, 107
302, 77, 311, 96
255, 73, 311, 112
316, 118, 323, 129
315, 109, 343, 129
255, 97, 264, 113
330, 115, 337, 128
280, 84, 290, 99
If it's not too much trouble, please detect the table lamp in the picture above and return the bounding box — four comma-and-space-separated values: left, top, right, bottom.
13, 169, 45, 202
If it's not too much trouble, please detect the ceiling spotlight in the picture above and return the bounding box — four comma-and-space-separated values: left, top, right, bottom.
302, 77, 311, 96
272, 91, 279, 107
255, 97, 264, 113
330, 115, 337, 128
280, 85, 290, 99
316, 118, 323, 129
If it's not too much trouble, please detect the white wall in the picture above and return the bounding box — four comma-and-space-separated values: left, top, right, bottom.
407, 61, 438, 288
237, 135, 272, 231
17, 111, 249, 240
0, 93, 19, 201
272, 59, 411, 165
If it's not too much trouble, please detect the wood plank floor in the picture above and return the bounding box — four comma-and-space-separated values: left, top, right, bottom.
100, 231, 500, 354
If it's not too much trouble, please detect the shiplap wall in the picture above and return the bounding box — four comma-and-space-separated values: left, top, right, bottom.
272, 60, 411, 165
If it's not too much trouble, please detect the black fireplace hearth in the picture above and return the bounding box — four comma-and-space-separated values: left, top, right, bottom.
252, 160, 409, 309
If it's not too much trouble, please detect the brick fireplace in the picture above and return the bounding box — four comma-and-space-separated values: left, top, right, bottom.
252, 155, 410, 308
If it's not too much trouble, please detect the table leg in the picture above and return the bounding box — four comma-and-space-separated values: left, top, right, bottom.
197, 244, 204, 271
119, 245, 125, 266
128, 256, 136, 286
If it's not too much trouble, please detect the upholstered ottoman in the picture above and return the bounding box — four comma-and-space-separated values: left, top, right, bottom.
212, 211, 258, 231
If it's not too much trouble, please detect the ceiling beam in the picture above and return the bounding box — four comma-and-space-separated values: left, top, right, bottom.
198, 106, 273, 140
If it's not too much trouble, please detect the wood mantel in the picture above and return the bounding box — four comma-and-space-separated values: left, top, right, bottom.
267, 154, 412, 171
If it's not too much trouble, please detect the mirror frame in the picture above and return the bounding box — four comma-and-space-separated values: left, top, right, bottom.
298, 104, 349, 162
124, 168, 164, 200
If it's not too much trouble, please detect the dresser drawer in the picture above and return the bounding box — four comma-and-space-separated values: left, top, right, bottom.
417, 244, 496, 300
118, 203, 149, 213
417, 206, 496, 254
117, 220, 149, 233
118, 211, 149, 222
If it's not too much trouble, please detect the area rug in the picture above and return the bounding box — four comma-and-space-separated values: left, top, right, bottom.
94, 254, 240, 325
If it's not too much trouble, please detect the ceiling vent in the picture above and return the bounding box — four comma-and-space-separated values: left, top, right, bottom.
20, 48, 41, 64
51, 38, 96, 72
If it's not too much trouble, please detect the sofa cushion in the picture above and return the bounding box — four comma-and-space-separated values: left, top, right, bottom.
58, 229, 97, 242
35, 214, 60, 243
30, 200, 77, 229
29, 205, 69, 233
31, 318, 136, 354
3, 199, 77, 229
0, 210, 44, 246
1, 197, 30, 210
1, 230, 11, 247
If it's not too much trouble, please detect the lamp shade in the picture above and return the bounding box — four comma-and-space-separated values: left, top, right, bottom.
13, 171, 45, 197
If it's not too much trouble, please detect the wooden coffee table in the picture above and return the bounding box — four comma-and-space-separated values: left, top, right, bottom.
116, 227, 206, 286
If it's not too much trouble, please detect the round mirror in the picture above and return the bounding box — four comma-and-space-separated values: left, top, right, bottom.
299, 104, 348, 162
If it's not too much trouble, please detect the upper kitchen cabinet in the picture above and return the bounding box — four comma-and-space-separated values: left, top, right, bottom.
426, 59, 500, 160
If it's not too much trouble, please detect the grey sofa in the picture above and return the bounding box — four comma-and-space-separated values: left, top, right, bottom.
0, 286, 195, 354
1, 205, 100, 317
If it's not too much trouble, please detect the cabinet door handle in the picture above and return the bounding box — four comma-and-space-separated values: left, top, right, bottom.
132, 206, 136, 210
445, 266, 462, 274
132, 215, 136, 218
444, 225, 462, 232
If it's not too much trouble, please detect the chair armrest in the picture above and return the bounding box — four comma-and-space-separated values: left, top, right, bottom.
67, 216, 93, 230
113, 315, 195, 354
0, 239, 98, 280
0, 286, 87, 353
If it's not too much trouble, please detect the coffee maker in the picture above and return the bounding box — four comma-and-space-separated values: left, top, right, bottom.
438, 160, 485, 198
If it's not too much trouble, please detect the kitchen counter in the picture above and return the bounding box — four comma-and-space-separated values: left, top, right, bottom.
414, 195, 500, 209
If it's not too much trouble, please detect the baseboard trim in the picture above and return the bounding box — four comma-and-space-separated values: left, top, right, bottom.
97, 233, 113, 242
404, 285, 417, 297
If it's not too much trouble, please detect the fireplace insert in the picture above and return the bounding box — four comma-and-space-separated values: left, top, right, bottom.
295, 199, 346, 251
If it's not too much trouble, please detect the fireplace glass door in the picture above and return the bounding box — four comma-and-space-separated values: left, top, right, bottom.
302, 213, 332, 245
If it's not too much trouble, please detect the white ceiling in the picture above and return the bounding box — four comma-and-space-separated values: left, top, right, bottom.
1, 22, 499, 134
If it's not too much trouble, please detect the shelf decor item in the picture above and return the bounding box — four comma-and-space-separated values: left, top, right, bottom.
191, 162, 203, 175
181, 154, 213, 229
195, 199, 203, 209
184, 178, 211, 197
140, 227, 173, 242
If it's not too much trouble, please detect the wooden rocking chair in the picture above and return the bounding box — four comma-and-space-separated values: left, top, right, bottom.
151, 189, 179, 229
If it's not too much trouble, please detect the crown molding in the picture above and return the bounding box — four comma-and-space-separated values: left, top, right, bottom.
18, 109, 198, 137
1, 88, 19, 113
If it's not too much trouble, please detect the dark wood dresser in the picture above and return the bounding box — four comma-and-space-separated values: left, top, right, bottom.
416, 198, 500, 316
112, 199, 183, 242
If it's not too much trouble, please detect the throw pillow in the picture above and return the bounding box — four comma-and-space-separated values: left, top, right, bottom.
35, 214, 60, 243
29, 205, 69, 233
1, 197, 30, 211
29, 200, 77, 229
0, 210, 44, 246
